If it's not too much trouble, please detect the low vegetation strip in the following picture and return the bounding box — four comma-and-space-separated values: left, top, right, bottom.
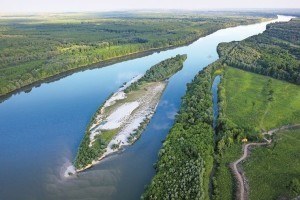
73, 54, 187, 172
142, 62, 222, 200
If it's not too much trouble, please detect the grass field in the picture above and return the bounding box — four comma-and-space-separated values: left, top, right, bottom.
213, 144, 241, 200
243, 129, 300, 199
223, 67, 300, 134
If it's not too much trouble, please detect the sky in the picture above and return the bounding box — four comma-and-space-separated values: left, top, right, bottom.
0, 0, 300, 13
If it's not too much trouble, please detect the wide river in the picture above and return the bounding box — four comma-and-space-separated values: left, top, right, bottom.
0, 15, 292, 200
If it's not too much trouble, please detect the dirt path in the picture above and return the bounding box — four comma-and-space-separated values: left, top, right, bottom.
231, 124, 300, 200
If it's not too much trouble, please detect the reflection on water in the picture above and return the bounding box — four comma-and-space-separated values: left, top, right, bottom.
0, 16, 292, 200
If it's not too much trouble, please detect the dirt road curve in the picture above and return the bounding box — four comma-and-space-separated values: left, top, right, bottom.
231, 124, 300, 200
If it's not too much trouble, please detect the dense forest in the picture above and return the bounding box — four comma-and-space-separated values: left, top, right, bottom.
74, 54, 187, 170
218, 18, 300, 84
125, 54, 187, 92
0, 12, 271, 96
142, 62, 222, 200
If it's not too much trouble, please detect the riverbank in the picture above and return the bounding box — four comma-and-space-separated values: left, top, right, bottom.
0, 16, 273, 103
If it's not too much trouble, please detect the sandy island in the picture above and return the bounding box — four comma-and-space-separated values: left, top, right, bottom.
65, 75, 167, 176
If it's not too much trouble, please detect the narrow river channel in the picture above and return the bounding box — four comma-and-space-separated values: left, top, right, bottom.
0, 15, 292, 200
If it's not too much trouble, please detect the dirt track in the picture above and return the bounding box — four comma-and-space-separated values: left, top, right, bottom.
231, 124, 300, 200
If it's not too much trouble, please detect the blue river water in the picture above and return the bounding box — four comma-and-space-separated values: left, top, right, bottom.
0, 16, 291, 200
212, 75, 221, 129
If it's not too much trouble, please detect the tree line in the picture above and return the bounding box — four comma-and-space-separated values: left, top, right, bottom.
217, 19, 300, 85
124, 54, 187, 93
0, 13, 269, 96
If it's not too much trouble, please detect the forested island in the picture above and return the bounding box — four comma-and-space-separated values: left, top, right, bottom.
73, 54, 187, 172
143, 18, 300, 200
0, 12, 272, 97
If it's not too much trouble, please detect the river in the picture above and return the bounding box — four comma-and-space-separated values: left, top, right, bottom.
0, 15, 292, 200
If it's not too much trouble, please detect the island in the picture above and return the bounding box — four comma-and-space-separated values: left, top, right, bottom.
70, 54, 187, 174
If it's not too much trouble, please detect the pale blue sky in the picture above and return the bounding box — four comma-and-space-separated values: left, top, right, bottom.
1, 0, 299, 13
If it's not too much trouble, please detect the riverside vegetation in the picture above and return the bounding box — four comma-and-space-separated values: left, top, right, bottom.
142, 61, 222, 199
74, 54, 187, 170
0, 12, 272, 97
143, 18, 300, 199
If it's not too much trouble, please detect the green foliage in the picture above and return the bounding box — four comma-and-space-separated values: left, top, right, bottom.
143, 62, 222, 200
218, 18, 300, 85
141, 54, 187, 82
74, 133, 107, 169
243, 129, 300, 199
212, 65, 244, 200
289, 178, 300, 196
125, 54, 187, 93
212, 144, 241, 200
0, 13, 268, 96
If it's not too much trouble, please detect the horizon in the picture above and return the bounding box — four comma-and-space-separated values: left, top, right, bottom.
1, 0, 300, 13
1, 8, 300, 15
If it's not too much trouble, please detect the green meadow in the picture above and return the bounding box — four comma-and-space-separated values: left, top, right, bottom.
223, 67, 300, 134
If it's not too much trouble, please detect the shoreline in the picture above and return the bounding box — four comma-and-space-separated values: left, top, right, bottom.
0, 17, 273, 104
75, 102, 161, 173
